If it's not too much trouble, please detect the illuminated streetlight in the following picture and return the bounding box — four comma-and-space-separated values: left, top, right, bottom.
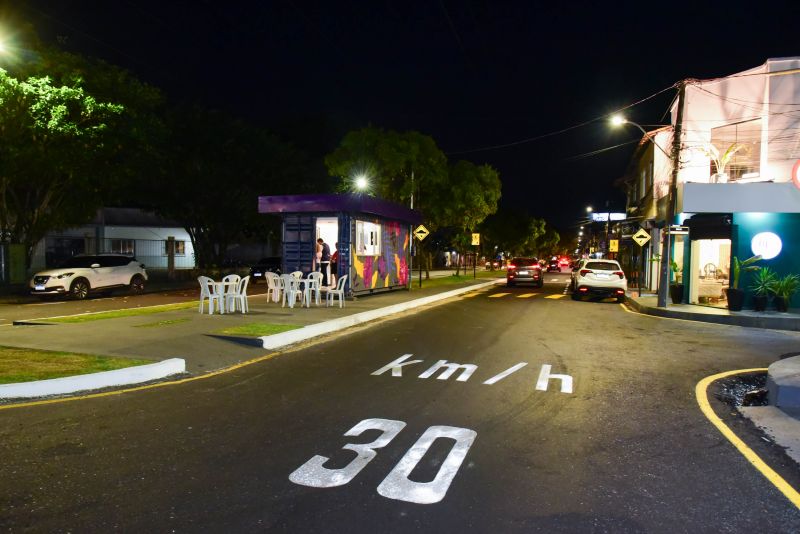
579, 231, 583, 236
586, 206, 593, 213
610, 115, 671, 158
354, 174, 369, 190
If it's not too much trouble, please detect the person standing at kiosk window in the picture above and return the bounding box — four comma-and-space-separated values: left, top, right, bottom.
318, 238, 331, 286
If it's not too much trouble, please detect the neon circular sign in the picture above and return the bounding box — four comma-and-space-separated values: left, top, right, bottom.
751, 232, 782, 260
793, 160, 800, 190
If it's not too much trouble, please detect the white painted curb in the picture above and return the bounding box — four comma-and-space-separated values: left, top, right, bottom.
0, 358, 186, 399
261, 280, 500, 350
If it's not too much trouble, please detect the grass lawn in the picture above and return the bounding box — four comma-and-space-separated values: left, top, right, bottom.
0, 346, 152, 385
409, 270, 503, 289
217, 323, 303, 337
48, 302, 197, 323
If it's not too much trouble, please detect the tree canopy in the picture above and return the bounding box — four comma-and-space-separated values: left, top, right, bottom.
0, 69, 124, 265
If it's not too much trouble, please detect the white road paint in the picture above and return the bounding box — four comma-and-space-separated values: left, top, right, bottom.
419, 360, 477, 382
371, 354, 423, 377
289, 418, 406, 488
377, 425, 477, 505
289, 419, 477, 505
483, 362, 528, 385
372, 356, 574, 394
536, 364, 573, 394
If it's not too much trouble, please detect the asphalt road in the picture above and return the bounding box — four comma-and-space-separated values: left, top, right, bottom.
2, 272, 800, 532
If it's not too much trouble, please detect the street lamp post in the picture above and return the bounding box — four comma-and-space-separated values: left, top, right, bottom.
611, 110, 682, 307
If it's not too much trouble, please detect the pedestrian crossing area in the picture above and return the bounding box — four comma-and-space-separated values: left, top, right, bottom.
484, 292, 565, 299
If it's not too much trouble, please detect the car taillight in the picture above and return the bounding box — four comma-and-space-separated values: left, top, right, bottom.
528, 265, 540, 270
613, 271, 624, 279
579, 287, 589, 292
579, 269, 591, 276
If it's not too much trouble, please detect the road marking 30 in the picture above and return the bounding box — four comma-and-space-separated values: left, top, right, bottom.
289, 418, 476, 505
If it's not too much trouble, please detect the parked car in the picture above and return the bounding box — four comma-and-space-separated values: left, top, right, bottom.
570, 259, 627, 302
506, 257, 543, 287
546, 259, 561, 272
249, 257, 282, 283
30, 254, 148, 300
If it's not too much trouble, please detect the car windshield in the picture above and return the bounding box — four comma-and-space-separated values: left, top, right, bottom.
585, 261, 619, 271
511, 258, 538, 266
58, 256, 98, 268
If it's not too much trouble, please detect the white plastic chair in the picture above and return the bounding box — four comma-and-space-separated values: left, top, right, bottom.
265, 272, 281, 303
326, 275, 348, 308
290, 271, 303, 280
226, 275, 250, 313
198, 276, 223, 314
280, 274, 302, 308
303, 272, 323, 307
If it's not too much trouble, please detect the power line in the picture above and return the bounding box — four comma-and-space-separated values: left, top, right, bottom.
445, 83, 677, 155
563, 139, 640, 161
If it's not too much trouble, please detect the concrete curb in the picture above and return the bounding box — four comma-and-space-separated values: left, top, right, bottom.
0, 358, 186, 399
624, 296, 800, 332
260, 280, 500, 350
767, 356, 800, 409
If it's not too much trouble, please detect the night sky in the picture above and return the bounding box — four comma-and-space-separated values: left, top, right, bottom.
8, 1, 800, 231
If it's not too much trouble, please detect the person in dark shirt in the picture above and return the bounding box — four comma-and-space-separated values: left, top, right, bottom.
318, 238, 331, 286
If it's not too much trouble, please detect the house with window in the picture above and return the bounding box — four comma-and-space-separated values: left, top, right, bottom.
31, 208, 196, 271
621, 57, 800, 308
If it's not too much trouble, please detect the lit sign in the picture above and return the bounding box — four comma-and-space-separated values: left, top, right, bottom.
591, 213, 626, 222
751, 232, 782, 260
793, 160, 800, 190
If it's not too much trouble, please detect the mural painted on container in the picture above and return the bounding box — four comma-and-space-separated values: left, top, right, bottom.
351, 220, 409, 292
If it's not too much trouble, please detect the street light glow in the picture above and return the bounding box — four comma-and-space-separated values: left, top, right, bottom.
610, 114, 627, 126
586, 206, 593, 213
355, 175, 369, 190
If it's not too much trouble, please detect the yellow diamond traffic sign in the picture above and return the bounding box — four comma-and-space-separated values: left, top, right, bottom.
632, 228, 651, 247
414, 224, 430, 241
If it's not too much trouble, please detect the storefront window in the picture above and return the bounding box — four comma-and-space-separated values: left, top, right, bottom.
710, 119, 762, 181
690, 239, 731, 307
356, 221, 381, 256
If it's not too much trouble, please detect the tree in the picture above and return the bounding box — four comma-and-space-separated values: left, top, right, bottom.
441, 161, 501, 274
149, 106, 316, 268
0, 69, 124, 266
480, 209, 554, 259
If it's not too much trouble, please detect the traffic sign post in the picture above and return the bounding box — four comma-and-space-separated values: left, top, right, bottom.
471, 234, 480, 279
414, 225, 429, 288
632, 228, 651, 297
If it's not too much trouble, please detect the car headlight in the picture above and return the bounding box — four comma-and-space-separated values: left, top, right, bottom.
56, 272, 75, 279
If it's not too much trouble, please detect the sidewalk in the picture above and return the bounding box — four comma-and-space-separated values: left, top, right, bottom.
625, 292, 800, 332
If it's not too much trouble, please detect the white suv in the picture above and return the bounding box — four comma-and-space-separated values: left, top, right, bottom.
570, 259, 627, 302
30, 254, 148, 300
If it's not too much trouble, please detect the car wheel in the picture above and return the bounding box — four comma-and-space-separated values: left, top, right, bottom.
506, 282, 514, 287
617, 296, 626, 303
571, 291, 580, 301
129, 275, 145, 295
70, 278, 90, 300
537, 281, 543, 288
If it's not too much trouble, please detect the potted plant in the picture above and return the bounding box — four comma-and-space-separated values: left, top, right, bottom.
749, 266, 776, 312
701, 142, 746, 183
726, 255, 761, 311
669, 260, 684, 304
773, 274, 799, 312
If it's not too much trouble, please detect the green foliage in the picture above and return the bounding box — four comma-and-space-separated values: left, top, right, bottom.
148, 106, 316, 268
731, 255, 761, 290
0, 69, 124, 264
749, 266, 777, 297
773, 274, 800, 299
479, 209, 555, 258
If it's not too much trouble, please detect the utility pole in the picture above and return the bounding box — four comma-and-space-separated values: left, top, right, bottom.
657, 80, 686, 308
409, 169, 414, 290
